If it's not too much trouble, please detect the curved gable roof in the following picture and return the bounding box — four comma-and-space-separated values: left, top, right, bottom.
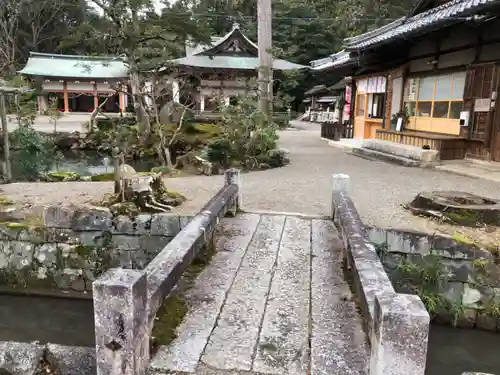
18, 52, 128, 79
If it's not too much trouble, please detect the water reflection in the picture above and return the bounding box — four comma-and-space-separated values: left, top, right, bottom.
426, 324, 500, 375
50, 150, 157, 177
0, 294, 94, 347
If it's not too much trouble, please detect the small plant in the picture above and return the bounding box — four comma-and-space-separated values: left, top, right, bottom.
46, 97, 62, 133
204, 96, 284, 171
10, 124, 61, 181
482, 296, 500, 318
395, 253, 449, 317
374, 242, 389, 261
446, 300, 466, 327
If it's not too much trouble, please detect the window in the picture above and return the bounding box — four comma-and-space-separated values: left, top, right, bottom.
356, 95, 365, 117
403, 72, 465, 119
368, 93, 385, 119
405, 101, 416, 117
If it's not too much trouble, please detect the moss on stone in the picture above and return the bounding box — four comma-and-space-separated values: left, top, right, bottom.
44, 171, 81, 182
451, 233, 475, 245
165, 189, 186, 202
74, 244, 94, 258
4, 222, 29, 229
109, 201, 140, 217
0, 195, 14, 206
150, 166, 171, 175
91, 172, 114, 182
150, 239, 217, 352
446, 209, 480, 225
1, 214, 44, 229
151, 294, 188, 350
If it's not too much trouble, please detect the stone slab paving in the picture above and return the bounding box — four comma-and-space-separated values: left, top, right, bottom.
149, 213, 369, 375
253, 216, 311, 375
150, 214, 262, 373
310, 219, 369, 375
201, 215, 286, 371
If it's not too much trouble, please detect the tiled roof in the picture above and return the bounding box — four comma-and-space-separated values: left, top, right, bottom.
170, 55, 306, 70
18, 52, 128, 79
347, 0, 500, 50
328, 80, 347, 91
309, 0, 500, 72
304, 85, 327, 95
186, 23, 258, 57
344, 18, 404, 48
173, 23, 305, 70
310, 50, 356, 71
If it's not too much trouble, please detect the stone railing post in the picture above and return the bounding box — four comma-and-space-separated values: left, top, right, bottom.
225, 168, 242, 210
93, 269, 149, 375
331, 173, 350, 219
369, 293, 430, 375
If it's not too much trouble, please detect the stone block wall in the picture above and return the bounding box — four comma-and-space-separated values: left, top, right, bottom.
367, 227, 500, 331
0, 205, 192, 294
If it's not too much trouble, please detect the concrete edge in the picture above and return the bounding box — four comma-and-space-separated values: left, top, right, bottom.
433, 164, 500, 182
351, 147, 421, 167
241, 208, 328, 219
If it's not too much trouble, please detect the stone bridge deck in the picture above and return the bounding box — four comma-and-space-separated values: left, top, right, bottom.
149, 213, 369, 375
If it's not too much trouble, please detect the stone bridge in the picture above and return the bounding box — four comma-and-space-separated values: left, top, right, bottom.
0, 170, 490, 375
92, 170, 428, 375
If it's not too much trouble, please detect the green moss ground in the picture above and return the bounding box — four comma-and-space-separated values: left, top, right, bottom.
150, 240, 217, 352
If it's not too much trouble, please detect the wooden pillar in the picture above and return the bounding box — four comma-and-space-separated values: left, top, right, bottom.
119, 92, 125, 112
200, 95, 205, 112
36, 96, 42, 115
93, 83, 98, 110
0, 93, 11, 182
63, 81, 69, 113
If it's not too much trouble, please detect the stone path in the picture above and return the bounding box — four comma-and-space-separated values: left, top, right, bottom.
149, 213, 369, 375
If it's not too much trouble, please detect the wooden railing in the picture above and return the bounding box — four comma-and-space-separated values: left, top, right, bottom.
321, 121, 354, 140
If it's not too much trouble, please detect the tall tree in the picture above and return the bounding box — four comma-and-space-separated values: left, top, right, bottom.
0, 0, 88, 77
68, 0, 211, 134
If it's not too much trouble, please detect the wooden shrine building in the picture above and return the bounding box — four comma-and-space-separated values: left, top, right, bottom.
164, 23, 306, 113
19, 52, 129, 114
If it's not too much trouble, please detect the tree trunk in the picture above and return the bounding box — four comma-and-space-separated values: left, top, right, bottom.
89, 95, 111, 132
164, 147, 173, 168
130, 71, 151, 135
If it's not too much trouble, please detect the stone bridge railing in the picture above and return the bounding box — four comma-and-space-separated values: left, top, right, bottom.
330, 174, 430, 375
92, 169, 241, 375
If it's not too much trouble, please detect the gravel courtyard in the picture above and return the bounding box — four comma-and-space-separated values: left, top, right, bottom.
3, 120, 500, 241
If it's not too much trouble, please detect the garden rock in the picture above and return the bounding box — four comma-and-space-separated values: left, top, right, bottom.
266, 148, 290, 168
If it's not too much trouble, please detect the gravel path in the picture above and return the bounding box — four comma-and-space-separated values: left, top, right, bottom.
3, 120, 500, 241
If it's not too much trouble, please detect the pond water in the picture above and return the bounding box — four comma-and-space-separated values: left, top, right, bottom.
0, 294, 94, 347
50, 151, 157, 176
426, 324, 500, 375
6, 150, 159, 181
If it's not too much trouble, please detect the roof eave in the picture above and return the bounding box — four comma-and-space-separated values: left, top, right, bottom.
311, 59, 357, 73
18, 71, 128, 79
344, 1, 500, 53
345, 17, 461, 52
